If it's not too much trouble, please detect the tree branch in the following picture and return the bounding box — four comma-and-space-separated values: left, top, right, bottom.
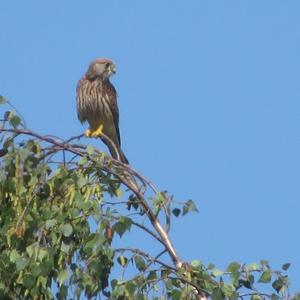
0, 127, 208, 299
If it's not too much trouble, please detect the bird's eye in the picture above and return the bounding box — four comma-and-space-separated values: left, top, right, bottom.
105, 62, 110, 68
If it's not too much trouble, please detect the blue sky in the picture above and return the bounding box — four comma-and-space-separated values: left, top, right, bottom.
0, 0, 299, 294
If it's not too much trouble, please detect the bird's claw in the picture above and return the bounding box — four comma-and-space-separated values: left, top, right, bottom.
85, 124, 103, 137
84, 129, 92, 137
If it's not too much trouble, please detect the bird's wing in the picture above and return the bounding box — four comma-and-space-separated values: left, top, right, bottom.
105, 81, 121, 145
76, 78, 87, 123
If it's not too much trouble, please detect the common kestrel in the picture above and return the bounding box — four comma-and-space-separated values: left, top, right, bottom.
76, 58, 128, 164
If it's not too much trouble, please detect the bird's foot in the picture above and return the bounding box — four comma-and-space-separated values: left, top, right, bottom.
85, 124, 103, 138
92, 124, 104, 137
84, 128, 92, 137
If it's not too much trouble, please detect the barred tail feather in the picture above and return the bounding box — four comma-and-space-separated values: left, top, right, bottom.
102, 138, 129, 164
119, 149, 129, 164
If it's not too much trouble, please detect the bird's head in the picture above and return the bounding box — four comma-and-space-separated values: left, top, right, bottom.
85, 58, 116, 80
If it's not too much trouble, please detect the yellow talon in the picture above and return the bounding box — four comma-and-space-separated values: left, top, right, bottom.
93, 124, 104, 137
85, 128, 92, 137
85, 124, 104, 138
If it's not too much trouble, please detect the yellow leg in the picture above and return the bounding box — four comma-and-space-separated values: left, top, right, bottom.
85, 124, 104, 138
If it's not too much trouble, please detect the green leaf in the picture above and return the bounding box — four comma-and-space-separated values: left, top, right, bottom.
0, 95, 6, 105
78, 157, 88, 165
45, 219, 57, 230
272, 276, 288, 293
212, 268, 224, 277
227, 262, 241, 273
87, 145, 95, 155
260, 259, 269, 267
111, 279, 118, 289
171, 289, 181, 300
113, 217, 132, 237
38, 249, 49, 261
211, 288, 224, 300
23, 274, 35, 288
40, 260, 53, 276
8, 112, 21, 128
61, 241, 71, 253
77, 176, 87, 189
272, 279, 283, 293
117, 256, 128, 267
115, 188, 122, 198
125, 281, 136, 295
222, 283, 236, 299
172, 208, 181, 217
61, 224, 73, 237
239, 279, 253, 290
74, 192, 84, 208
9, 249, 20, 262
182, 199, 198, 215
16, 257, 29, 271
134, 256, 146, 272
191, 260, 202, 268
57, 269, 68, 284
282, 263, 290, 271
251, 295, 262, 300
166, 279, 173, 290
112, 280, 126, 297
259, 270, 272, 283
147, 271, 157, 281
32, 265, 42, 277
77, 177, 88, 189
247, 263, 260, 271
68, 208, 80, 218
26, 244, 36, 258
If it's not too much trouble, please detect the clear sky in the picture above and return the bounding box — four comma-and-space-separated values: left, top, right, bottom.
0, 0, 299, 295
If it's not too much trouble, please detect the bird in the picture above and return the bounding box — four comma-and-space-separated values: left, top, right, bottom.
76, 58, 128, 164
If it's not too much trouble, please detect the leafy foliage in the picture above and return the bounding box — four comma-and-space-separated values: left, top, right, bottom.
0, 137, 115, 298
0, 98, 294, 299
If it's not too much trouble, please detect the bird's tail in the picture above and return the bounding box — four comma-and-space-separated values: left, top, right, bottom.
102, 138, 129, 164
118, 148, 129, 165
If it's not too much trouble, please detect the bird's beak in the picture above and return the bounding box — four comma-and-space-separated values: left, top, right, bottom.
110, 65, 116, 74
